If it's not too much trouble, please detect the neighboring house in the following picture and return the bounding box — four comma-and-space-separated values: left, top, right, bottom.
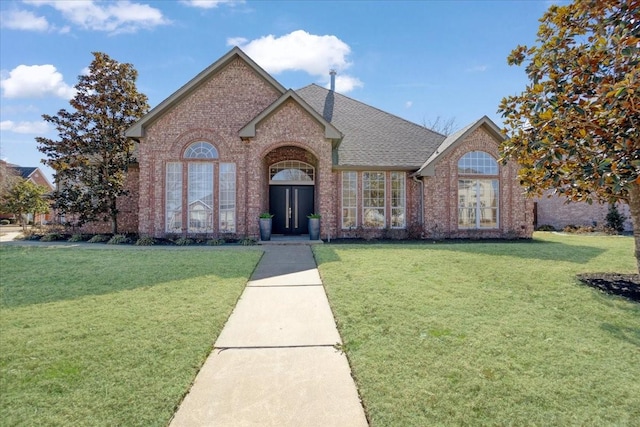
534, 192, 633, 231
98, 47, 534, 240
0, 160, 55, 224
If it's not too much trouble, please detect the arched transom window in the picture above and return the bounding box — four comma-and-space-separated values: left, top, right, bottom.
270, 160, 315, 184
184, 141, 218, 159
457, 151, 499, 229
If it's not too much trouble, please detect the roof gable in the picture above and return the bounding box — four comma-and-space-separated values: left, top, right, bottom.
126, 47, 286, 138
239, 89, 342, 140
416, 116, 505, 176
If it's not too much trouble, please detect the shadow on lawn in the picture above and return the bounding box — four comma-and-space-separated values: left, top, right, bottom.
0, 246, 260, 308
316, 239, 605, 265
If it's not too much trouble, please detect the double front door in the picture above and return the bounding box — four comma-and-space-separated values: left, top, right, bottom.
269, 185, 314, 235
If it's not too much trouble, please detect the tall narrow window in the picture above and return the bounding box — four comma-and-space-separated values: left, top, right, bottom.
219, 163, 236, 232
363, 172, 385, 228
166, 162, 182, 232
458, 151, 499, 229
188, 163, 213, 233
391, 172, 405, 228
342, 171, 357, 228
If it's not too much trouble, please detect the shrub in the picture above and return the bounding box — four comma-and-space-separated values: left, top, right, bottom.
536, 224, 556, 231
605, 204, 626, 233
174, 237, 194, 246
68, 234, 88, 242
107, 234, 131, 245
239, 237, 257, 246
87, 234, 110, 243
207, 238, 225, 246
40, 233, 63, 242
135, 236, 156, 246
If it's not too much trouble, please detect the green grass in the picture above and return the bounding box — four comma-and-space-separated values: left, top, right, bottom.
0, 246, 262, 426
314, 232, 640, 426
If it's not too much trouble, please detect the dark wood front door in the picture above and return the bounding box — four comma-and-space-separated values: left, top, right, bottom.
269, 185, 314, 235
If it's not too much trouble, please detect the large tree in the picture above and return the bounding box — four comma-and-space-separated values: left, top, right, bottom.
37, 52, 149, 234
499, 0, 640, 271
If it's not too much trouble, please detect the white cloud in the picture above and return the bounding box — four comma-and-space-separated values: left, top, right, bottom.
405, 101, 413, 109
324, 74, 364, 93
466, 65, 488, 73
228, 30, 362, 93
229, 30, 352, 75
1, 64, 76, 99
0, 120, 50, 134
0, 9, 50, 31
180, 0, 244, 9
24, 0, 169, 34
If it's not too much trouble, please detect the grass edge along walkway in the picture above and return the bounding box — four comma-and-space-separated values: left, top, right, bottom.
0, 246, 262, 427
314, 233, 640, 426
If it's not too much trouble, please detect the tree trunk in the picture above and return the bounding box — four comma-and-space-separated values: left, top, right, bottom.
628, 181, 640, 274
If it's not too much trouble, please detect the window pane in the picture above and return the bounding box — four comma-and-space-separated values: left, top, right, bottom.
166, 162, 182, 232
458, 178, 499, 229
184, 142, 218, 159
188, 163, 213, 232
342, 171, 357, 228
458, 151, 498, 175
391, 172, 405, 228
270, 160, 314, 182
363, 172, 385, 228
219, 163, 236, 233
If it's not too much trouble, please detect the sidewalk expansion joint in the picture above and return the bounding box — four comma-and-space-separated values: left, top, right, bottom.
214, 344, 341, 352
246, 284, 323, 288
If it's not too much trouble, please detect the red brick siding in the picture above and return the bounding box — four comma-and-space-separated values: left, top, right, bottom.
138, 58, 283, 237
535, 192, 632, 231
423, 127, 533, 239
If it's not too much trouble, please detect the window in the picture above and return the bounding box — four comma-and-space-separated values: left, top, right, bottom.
188, 163, 213, 232
342, 171, 357, 228
391, 172, 405, 228
184, 142, 218, 159
363, 172, 385, 228
165, 142, 236, 234
270, 160, 314, 184
166, 162, 182, 232
219, 163, 236, 232
458, 152, 498, 229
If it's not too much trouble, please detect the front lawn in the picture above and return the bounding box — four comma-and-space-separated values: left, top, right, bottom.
315, 233, 640, 426
0, 246, 261, 426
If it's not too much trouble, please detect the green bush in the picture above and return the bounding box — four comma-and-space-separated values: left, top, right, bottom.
207, 238, 225, 246
68, 234, 88, 242
238, 237, 257, 246
605, 204, 626, 233
135, 236, 156, 246
536, 224, 556, 231
174, 237, 194, 246
40, 233, 63, 242
87, 234, 110, 243
107, 234, 131, 245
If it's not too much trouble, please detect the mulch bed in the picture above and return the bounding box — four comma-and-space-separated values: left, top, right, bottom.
576, 273, 640, 303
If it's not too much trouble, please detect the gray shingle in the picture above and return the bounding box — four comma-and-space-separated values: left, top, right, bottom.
295, 84, 445, 169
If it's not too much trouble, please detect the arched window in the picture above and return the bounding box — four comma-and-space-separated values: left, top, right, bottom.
269, 160, 315, 184
166, 141, 235, 234
457, 151, 499, 229
184, 141, 218, 159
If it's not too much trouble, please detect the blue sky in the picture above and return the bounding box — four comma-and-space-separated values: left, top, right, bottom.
0, 0, 556, 183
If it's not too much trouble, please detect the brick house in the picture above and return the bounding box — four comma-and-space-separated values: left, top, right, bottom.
121, 47, 533, 240
0, 160, 55, 224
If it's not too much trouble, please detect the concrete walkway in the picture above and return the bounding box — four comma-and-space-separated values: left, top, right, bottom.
169, 245, 369, 427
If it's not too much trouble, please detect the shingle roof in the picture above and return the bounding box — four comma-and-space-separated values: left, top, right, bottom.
295, 84, 446, 169
13, 166, 37, 179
